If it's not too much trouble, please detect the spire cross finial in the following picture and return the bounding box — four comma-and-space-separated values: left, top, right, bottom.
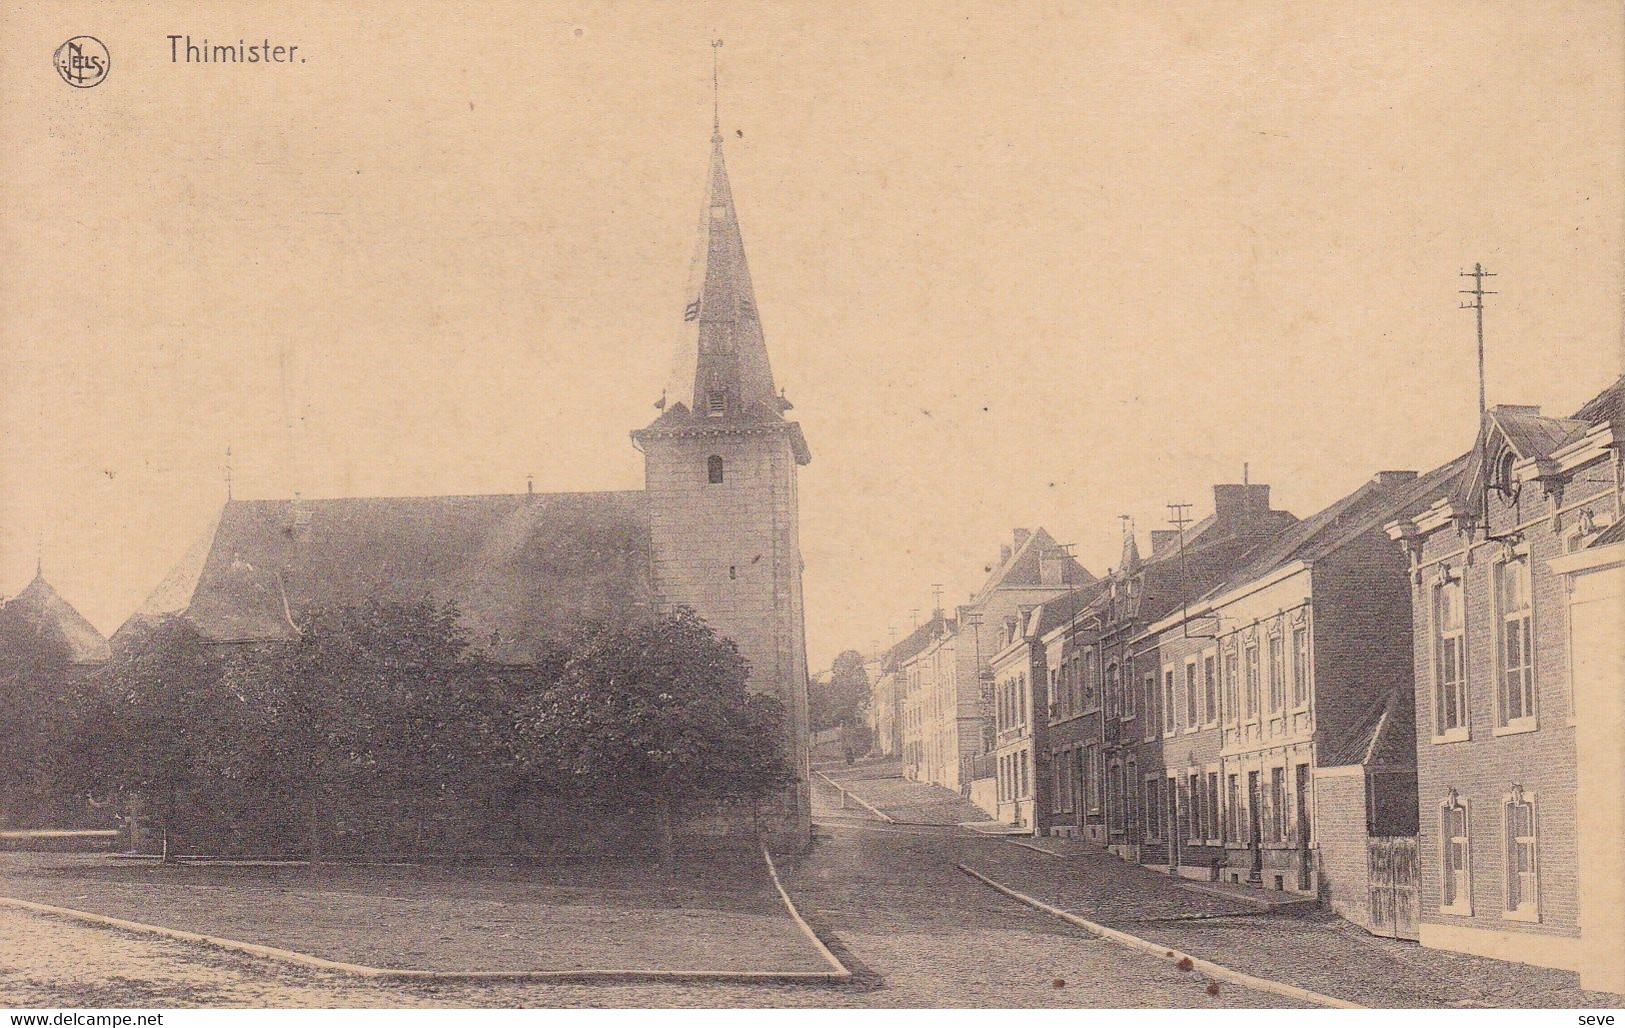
225, 445, 233, 501
711, 39, 723, 139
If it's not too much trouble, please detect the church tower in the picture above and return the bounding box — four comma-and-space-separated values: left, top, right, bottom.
631, 95, 813, 842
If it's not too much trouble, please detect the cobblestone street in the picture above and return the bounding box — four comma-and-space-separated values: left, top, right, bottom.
1, 786, 1286, 1008
2, 773, 1614, 1007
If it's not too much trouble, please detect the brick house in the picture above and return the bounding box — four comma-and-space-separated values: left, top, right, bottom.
1383, 376, 1622, 973
987, 584, 1102, 830
1139, 463, 1464, 924
1041, 484, 1295, 859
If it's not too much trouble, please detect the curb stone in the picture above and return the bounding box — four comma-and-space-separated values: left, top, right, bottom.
956, 864, 1362, 1009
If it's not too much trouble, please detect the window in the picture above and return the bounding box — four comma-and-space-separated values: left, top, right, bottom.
706, 455, 724, 484
1503, 788, 1538, 920
1495, 555, 1535, 729
1083, 650, 1098, 709
1433, 576, 1469, 738
1143, 672, 1157, 741
1105, 662, 1120, 719
1203, 653, 1218, 725
1224, 649, 1240, 725
1440, 794, 1472, 915
1163, 669, 1177, 734
1245, 642, 1261, 720
1268, 633, 1286, 713
706, 391, 726, 416
1020, 751, 1030, 799
1292, 625, 1310, 707
1184, 661, 1198, 729
1017, 673, 1027, 726
1092, 748, 1105, 813
1122, 660, 1136, 719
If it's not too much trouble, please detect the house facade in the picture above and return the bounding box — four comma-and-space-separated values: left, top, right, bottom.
902, 529, 1088, 793
1548, 518, 1625, 994
1043, 483, 1296, 858
1384, 379, 1622, 972
1141, 465, 1462, 924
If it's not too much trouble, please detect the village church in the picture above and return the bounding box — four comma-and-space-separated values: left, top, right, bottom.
109, 116, 816, 838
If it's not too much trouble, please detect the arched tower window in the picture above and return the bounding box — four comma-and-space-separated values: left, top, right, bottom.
707, 455, 724, 484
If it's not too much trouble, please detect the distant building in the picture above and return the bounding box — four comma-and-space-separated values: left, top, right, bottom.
865, 652, 901, 758
1384, 376, 1622, 975
901, 529, 1089, 793
0, 571, 110, 828
0, 571, 111, 671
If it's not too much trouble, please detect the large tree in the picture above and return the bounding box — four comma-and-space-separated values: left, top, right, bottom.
810, 649, 871, 734
68, 615, 241, 851
514, 608, 792, 868
228, 598, 481, 869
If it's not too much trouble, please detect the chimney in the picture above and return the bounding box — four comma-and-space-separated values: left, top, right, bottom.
1372, 470, 1418, 487
1013, 528, 1032, 551
1213, 482, 1272, 525
1150, 529, 1179, 555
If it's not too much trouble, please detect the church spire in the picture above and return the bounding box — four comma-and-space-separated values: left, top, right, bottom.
660, 44, 782, 421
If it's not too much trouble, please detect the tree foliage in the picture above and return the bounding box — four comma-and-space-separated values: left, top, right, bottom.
55, 603, 788, 863
810, 648, 870, 733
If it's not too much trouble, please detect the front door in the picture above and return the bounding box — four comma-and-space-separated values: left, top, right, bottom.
1247, 770, 1263, 883
1295, 763, 1313, 891
1166, 777, 1181, 869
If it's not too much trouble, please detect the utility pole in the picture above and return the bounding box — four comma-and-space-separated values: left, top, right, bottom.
1460, 263, 1497, 419
931, 583, 944, 616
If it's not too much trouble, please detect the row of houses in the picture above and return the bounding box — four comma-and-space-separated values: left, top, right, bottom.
865, 374, 1624, 994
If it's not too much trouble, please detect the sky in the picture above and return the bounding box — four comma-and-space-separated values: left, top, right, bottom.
2, 1, 1622, 670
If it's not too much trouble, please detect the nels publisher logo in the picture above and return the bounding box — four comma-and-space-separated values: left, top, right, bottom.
54, 36, 110, 88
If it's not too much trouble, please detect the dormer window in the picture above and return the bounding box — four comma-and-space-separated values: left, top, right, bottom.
1495, 450, 1521, 499
707, 391, 727, 417
707, 455, 724, 484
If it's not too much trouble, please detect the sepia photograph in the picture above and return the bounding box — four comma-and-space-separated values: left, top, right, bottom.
1, 0, 1622, 1014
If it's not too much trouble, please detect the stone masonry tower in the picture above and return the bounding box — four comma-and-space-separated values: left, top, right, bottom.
631, 114, 813, 844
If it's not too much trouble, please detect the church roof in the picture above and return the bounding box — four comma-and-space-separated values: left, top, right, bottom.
661, 131, 780, 416
639, 128, 810, 465
0, 573, 111, 665
117, 491, 652, 665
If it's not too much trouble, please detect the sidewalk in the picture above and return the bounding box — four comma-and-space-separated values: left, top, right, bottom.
819, 762, 992, 826
965, 837, 1619, 1008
